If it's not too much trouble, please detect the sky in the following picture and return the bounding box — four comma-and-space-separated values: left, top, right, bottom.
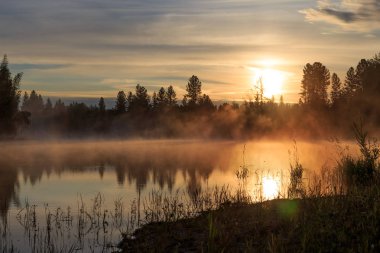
1, 0, 380, 103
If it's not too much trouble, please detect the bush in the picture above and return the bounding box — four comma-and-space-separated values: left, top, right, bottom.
340, 123, 379, 187
340, 155, 374, 186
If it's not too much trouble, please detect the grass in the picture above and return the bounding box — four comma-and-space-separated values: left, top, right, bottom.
121, 182, 380, 252
2, 126, 380, 252
1, 194, 129, 253
120, 127, 380, 252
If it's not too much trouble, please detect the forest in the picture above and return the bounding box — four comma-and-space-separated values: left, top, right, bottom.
1, 53, 380, 139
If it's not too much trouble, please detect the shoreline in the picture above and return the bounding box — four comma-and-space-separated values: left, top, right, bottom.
120, 193, 380, 252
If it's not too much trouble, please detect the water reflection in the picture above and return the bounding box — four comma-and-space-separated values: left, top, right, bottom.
0, 140, 356, 252
0, 139, 352, 218
0, 140, 237, 217
0, 163, 19, 219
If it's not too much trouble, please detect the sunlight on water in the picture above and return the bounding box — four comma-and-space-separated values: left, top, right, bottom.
262, 176, 280, 200
0, 139, 357, 252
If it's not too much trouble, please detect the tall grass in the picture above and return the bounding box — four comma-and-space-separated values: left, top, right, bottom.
121, 128, 380, 252
3, 128, 380, 252
288, 141, 305, 198
338, 122, 380, 187
1, 194, 131, 253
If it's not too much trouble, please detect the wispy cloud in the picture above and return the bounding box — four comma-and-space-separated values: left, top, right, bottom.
301, 0, 380, 32
9, 63, 71, 71
1, 0, 379, 101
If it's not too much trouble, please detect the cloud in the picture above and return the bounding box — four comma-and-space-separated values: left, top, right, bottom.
1, 0, 378, 102
9, 63, 71, 71
301, 0, 380, 32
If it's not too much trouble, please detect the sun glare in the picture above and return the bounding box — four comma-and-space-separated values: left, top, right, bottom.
250, 67, 285, 98
262, 176, 280, 200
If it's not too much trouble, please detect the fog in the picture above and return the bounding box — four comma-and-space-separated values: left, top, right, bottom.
0, 139, 359, 217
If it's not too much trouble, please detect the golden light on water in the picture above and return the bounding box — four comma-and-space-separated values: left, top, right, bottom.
262, 176, 280, 200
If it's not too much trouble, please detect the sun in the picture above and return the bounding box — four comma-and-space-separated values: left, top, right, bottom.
250, 67, 285, 98
262, 176, 280, 200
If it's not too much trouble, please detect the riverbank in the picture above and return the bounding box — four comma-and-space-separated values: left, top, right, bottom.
120, 189, 380, 252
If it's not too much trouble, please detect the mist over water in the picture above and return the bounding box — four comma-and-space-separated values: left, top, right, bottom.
0, 139, 357, 252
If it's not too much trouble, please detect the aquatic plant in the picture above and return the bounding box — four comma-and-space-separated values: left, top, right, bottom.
288, 141, 305, 198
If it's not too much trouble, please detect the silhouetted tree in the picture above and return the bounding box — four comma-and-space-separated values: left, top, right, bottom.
344, 67, 357, 97
199, 94, 215, 111
156, 87, 167, 105
355, 57, 380, 96
115, 91, 127, 114
128, 84, 150, 113
166, 85, 177, 106
21, 91, 29, 110
44, 98, 53, 114
135, 84, 150, 107
54, 99, 66, 113
152, 91, 158, 109
355, 59, 369, 89
184, 75, 202, 106
98, 97, 106, 112
127, 91, 133, 109
22, 90, 44, 114
67, 102, 92, 132
0, 55, 23, 135
300, 62, 330, 107
330, 73, 342, 106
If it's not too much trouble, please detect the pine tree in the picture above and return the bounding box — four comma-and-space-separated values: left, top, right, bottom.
0, 55, 23, 135
344, 67, 357, 96
300, 62, 330, 107
330, 73, 342, 106
184, 75, 202, 106
166, 85, 177, 106
54, 99, 66, 113
21, 91, 29, 111
45, 98, 53, 112
152, 92, 158, 109
115, 91, 127, 114
157, 87, 167, 105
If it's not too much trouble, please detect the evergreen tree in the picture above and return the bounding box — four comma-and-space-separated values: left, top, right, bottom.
54, 99, 66, 113
157, 87, 167, 105
199, 94, 214, 110
23, 90, 44, 114
128, 84, 150, 112
0, 55, 23, 135
344, 67, 357, 96
21, 91, 29, 111
184, 75, 202, 106
330, 73, 342, 106
45, 98, 53, 112
115, 91, 127, 114
355, 59, 369, 89
166, 85, 177, 106
135, 84, 150, 108
354, 56, 380, 97
152, 91, 158, 109
300, 62, 330, 107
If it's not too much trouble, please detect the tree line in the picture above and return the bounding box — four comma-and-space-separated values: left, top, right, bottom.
1, 53, 380, 139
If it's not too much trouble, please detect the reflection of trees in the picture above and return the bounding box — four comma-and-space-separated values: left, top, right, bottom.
0, 160, 19, 220
0, 141, 234, 219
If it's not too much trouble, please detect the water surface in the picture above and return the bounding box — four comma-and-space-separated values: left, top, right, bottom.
0, 139, 354, 252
